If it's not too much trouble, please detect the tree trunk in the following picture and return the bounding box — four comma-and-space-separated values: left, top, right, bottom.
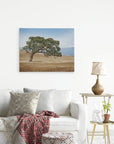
29, 53, 34, 62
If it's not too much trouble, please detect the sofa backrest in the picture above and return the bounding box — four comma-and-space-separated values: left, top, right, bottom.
0, 89, 23, 117
0, 89, 11, 116
0, 89, 72, 117
53, 90, 72, 116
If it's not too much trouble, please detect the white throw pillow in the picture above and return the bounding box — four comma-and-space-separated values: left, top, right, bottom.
53, 90, 72, 116
23, 88, 55, 113
7, 92, 40, 116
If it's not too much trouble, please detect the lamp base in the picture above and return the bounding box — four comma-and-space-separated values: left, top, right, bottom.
92, 75, 104, 95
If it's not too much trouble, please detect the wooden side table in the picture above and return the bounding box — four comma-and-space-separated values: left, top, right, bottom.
90, 121, 114, 144
80, 93, 114, 143
80, 93, 114, 104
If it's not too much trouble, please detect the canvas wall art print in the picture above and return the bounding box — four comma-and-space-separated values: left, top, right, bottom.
19, 28, 74, 72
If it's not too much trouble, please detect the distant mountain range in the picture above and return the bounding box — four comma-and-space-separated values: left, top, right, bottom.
61, 47, 74, 56
20, 47, 74, 56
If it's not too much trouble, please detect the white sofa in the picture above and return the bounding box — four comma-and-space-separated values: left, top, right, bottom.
0, 89, 87, 144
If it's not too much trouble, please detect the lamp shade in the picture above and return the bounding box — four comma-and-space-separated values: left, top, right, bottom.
91, 62, 104, 75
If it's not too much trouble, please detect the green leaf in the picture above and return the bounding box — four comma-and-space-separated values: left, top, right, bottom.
102, 101, 111, 113
102, 101, 106, 104
107, 103, 111, 106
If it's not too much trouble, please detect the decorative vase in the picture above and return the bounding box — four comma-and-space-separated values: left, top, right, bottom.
103, 114, 110, 123
92, 75, 104, 95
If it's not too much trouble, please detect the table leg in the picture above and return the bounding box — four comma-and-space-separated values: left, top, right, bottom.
83, 96, 85, 104
107, 125, 110, 144
108, 96, 111, 103
86, 96, 88, 104
104, 125, 106, 144
87, 130, 89, 144
91, 124, 96, 144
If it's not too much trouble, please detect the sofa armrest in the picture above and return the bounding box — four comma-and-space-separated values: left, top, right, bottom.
70, 102, 87, 144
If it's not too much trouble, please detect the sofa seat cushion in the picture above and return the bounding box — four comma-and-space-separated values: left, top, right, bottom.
0, 116, 79, 132
49, 116, 79, 131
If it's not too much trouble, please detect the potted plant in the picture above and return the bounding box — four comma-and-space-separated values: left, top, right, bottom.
102, 101, 112, 123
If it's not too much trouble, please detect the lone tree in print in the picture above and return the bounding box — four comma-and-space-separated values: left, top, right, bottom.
23, 36, 62, 62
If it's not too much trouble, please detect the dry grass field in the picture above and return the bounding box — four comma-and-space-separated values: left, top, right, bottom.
19, 50, 74, 72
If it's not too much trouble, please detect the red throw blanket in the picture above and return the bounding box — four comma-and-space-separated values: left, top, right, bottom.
17, 111, 59, 144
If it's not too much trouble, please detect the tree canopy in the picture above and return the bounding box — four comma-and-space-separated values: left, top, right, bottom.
23, 36, 62, 61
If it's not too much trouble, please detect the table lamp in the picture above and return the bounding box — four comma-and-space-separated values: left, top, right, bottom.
91, 62, 104, 95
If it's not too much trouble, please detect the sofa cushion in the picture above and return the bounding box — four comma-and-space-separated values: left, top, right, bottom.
24, 89, 72, 116
53, 90, 72, 116
7, 92, 40, 116
49, 116, 79, 131
0, 116, 17, 132
0, 116, 79, 132
23, 88, 55, 112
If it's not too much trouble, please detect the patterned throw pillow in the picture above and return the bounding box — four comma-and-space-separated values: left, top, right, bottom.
7, 92, 40, 116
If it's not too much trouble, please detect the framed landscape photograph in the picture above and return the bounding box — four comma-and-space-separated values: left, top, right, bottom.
19, 28, 74, 72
